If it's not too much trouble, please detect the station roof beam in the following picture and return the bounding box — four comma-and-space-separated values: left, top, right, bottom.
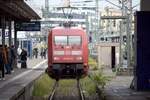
0, 0, 40, 21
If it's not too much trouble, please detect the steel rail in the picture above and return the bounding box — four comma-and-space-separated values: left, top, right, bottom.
49, 81, 59, 100
77, 80, 85, 100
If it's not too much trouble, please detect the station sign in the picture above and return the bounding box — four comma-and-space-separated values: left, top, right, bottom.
0, 29, 9, 37
15, 21, 41, 31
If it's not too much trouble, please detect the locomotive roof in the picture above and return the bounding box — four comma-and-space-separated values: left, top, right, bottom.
52, 27, 84, 31
50, 27, 87, 35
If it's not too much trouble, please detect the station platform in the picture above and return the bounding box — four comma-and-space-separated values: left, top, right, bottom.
0, 58, 47, 100
104, 76, 150, 100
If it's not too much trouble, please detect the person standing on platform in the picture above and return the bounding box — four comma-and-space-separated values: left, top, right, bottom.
43, 48, 47, 59
11, 45, 16, 71
5, 46, 11, 74
20, 49, 27, 68
40, 47, 43, 59
34, 48, 38, 59
32, 48, 35, 58
0, 47, 5, 79
17, 46, 22, 61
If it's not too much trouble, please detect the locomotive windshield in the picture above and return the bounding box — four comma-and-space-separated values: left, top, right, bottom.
68, 36, 81, 45
54, 36, 81, 45
55, 36, 67, 45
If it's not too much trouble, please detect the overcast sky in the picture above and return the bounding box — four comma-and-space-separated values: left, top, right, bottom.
26, 0, 140, 13
26, 0, 139, 7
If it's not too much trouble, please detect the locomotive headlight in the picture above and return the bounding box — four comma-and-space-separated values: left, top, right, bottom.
76, 57, 82, 60
54, 57, 60, 60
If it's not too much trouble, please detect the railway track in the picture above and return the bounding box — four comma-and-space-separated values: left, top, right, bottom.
48, 79, 85, 100
49, 81, 59, 100
77, 80, 85, 100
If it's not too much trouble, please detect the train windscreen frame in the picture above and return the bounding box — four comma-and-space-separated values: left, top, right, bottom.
54, 36, 68, 45
54, 35, 82, 45
68, 36, 81, 45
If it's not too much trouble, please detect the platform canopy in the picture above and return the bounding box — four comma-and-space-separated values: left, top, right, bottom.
0, 0, 40, 21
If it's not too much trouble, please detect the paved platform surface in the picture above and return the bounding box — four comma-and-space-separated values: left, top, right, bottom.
103, 71, 150, 100
0, 58, 47, 100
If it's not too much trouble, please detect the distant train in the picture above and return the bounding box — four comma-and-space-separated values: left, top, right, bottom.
46, 26, 89, 79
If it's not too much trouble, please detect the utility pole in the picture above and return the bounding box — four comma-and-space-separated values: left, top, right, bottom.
120, 0, 132, 68
95, 0, 99, 42
45, 0, 49, 18
106, 7, 109, 41
119, 21, 123, 68
45, 0, 49, 12
126, 0, 132, 68
129, 0, 133, 68
86, 15, 89, 36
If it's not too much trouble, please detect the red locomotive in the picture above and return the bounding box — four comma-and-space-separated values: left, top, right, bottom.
46, 27, 89, 79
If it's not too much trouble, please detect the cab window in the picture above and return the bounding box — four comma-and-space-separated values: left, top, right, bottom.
68, 36, 81, 45
54, 36, 67, 45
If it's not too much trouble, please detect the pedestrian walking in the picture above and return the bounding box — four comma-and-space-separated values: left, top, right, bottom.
20, 49, 27, 68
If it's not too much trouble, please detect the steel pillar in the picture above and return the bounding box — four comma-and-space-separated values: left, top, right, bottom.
119, 21, 123, 68
86, 15, 89, 36
1, 16, 5, 78
14, 21, 17, 68
126, 15, 131, 68
8, 19, 12, 47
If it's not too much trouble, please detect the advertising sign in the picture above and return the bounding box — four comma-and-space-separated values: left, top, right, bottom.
0, 29, 9, 37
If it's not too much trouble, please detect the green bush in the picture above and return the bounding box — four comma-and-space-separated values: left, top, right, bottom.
32, 74, 55, 98
81, 72, 110, 97
88, 57, 98, 70
80, 77, 97, 96
90, 72, 110, 89
93, 66, 98, 70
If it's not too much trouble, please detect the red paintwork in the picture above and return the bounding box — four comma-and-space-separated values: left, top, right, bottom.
47, 27, 89, 78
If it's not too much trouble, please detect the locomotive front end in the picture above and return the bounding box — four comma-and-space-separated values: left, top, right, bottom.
47, 28, 88, 79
